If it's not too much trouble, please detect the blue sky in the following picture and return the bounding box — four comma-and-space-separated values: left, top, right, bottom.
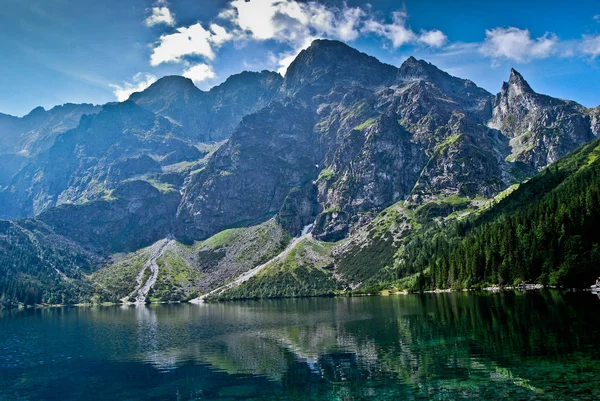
1, 0, 599, 116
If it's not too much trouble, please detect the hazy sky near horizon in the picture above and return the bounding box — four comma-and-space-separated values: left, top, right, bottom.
1, 0, 599, 116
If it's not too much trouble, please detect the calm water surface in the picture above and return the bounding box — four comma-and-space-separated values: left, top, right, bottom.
1, 291, 599, 400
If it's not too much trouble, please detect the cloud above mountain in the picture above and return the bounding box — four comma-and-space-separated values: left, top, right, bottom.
581, 35, 600, 58
361, 11, 447, 49
145, 0, 176, 27
106, 0, 600, 105
109, 73, 158, 102
480, 27, 558, 62
183, 63, 216, 83
145, 0, 449, 76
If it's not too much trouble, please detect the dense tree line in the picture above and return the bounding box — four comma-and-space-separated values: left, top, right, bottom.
395, 140, 600, 290
0, 220, 96, 307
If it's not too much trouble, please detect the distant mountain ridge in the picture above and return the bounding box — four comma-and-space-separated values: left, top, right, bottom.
129, 70, 282, 142
0, 71, 283, 219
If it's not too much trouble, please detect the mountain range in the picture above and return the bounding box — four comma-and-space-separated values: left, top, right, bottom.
1, 39, 598, 307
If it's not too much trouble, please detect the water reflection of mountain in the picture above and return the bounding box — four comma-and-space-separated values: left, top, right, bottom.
99, 292, 599, 399
5, 292, 598, 400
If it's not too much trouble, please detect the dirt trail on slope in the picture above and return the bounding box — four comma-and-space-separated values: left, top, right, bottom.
122, 238, 174, 305
190, 233, 311, 304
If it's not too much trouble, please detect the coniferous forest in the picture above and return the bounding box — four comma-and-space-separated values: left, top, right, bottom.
394, 138, 600, 290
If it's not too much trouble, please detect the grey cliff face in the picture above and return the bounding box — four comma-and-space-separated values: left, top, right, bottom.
0, 103, 101, 189
490, 68, 595, 169
590, 107, 600, 137
38, 180, 180, 254
176, 102, 320, 241
281, 39, 397, 101
170, 40, 600, 242
0, 103, 101, 156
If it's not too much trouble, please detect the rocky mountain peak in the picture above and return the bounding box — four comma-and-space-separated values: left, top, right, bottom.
282, 39, 397, 95
395, 55, 493, 120
129, 75, 201, 102
397, 56, 437, 80
302, 38, 359, 56
151, 75, 197, 90
491, 68, 594, 170
504, 68, 535, 96
25, 106, 47, 118
209, 70, 282, 95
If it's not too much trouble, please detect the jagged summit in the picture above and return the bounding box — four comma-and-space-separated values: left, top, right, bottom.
397, 55, 454, 87
305, 38, 359, 52
492, 67, 593, 169
129, 75, 201, 102
395, 55, 493, 120
290, 39, 386, 68
503, 68, 535, 95
398, 56, 434, 77
152, 75, 197, 88
282, 39, 397, 94
220, 70, 280, 83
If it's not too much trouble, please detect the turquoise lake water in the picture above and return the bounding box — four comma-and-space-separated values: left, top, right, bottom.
1, 291, 599, 400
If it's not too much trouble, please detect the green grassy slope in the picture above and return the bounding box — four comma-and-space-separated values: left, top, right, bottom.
214, 236, 342, 300
92, 218, 290, 303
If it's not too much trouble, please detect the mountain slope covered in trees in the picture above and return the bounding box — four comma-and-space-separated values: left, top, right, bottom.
393, 135, 600, 290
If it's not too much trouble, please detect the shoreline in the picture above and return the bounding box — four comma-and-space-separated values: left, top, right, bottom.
3, 284, 596, 311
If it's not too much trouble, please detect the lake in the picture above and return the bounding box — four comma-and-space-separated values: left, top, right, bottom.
1, 291, 599, 400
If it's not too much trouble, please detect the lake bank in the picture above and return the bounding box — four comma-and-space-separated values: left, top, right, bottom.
3, 283, 598, 311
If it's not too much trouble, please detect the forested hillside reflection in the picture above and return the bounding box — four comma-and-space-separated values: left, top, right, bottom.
1, 292, 598, 400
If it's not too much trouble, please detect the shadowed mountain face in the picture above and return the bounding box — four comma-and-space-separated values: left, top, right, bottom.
129, 71, 283, 143
176, 102, 320, 241
0, 39, 598, 285
0, 71, 283, 220
0, 103, 102, 156
0, 103, 101, 189
2, 101, 199, 218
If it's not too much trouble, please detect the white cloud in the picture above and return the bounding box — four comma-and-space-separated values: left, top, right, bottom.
220, 0, 373, 75
147, 0, 451, 75
362, 11, 446, 49
226, 0, 279, 40
150, 23, 218, 66
109, 73, 157, 101
594, 14, 600, 22
480, 27, 557, 62
418, 29, 448, 48
224, 0, 365, 46
145, 6, 175, 27
183, 63, 216, 83
210, 24, 232, 45
581, 35, 600, 58
362, 12, 416, 48
299, 3, 364, 42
